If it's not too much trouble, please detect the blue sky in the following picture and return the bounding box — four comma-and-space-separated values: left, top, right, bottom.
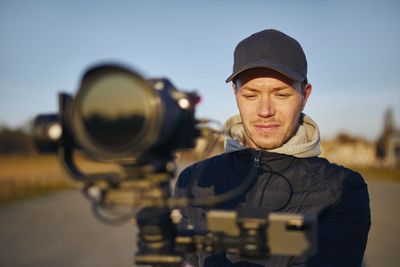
1, 0, 399, 140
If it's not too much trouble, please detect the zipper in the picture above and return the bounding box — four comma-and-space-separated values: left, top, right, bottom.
229, 150, 262, 263
244, 150, 262, 204
254, 150, 262, 168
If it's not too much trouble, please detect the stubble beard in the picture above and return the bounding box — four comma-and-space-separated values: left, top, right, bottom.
243, 120, 300, 150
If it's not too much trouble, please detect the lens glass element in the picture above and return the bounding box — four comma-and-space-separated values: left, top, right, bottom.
81, 73, 149, 148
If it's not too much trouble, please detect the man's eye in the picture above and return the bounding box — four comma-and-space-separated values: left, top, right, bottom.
243, 94, 257, 99
275, 93, 291, 98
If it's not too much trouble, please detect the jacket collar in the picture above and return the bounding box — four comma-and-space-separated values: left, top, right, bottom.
232, 148, 300, 173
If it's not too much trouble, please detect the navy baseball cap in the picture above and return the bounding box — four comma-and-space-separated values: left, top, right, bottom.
226, 29, 308, 84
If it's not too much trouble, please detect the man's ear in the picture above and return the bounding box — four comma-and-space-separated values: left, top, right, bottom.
232, 83, 237, 95
301, 83, 312, 110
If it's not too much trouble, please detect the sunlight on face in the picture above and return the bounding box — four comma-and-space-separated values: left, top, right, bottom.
234, 69, 311, 150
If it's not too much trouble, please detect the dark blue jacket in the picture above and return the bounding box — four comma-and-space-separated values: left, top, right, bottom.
174, 149, 371, 267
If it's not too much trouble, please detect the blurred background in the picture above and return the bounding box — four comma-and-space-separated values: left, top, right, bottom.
1, 1, 399, 267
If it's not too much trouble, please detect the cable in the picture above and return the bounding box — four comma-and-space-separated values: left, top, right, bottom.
187, 152, 293, 209
91, 200, 140, 225
188, 159, 259, 207
267, 170, 293, 211
259, 163, 294, 211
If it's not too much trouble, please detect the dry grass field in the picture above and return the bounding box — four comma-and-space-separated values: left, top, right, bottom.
0, 154, 70, 204
0, 153, 120, 204
352, 166, 400, 183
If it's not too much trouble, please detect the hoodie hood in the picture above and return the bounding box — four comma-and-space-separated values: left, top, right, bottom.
223, 113, 321, 158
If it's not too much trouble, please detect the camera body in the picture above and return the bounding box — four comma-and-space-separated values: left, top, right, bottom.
34, 64, 199, 163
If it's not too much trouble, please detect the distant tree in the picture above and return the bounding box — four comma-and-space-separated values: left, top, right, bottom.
336, 132, 358, 143
0, 126, 36, 154
383, 108, 396, 134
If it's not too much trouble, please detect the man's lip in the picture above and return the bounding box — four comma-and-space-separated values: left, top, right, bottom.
253, 123, 280, 132
253, 123, 280, 128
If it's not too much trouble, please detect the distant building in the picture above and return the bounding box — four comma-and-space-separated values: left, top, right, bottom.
376, 108, 400, 168
320, 134, 376, 168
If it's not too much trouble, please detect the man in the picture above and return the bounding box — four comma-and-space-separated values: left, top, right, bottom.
175, 29, 370, 267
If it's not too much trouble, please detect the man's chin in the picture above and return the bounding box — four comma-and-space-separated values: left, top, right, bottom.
244, 130, 287, 150
250, 138, 284, 150
258, 143, 283, 150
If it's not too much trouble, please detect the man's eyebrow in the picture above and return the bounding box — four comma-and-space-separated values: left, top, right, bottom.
239, 85, 291, 92
270, 86, 291, 91
239, 86, 260, 92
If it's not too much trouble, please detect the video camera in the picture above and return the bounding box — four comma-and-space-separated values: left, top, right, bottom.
32, 63, 317, 266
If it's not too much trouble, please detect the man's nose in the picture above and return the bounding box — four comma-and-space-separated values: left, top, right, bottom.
257, 96, 275, 118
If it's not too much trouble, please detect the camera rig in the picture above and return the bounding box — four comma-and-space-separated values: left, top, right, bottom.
32, 63, 317, 266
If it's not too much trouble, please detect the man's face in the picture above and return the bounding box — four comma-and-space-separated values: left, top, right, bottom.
234, 69, 312, 150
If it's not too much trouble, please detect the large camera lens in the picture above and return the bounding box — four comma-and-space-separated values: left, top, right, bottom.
81, 73, 147, 147
70, 64, 198, 162
72, 65, 162, 160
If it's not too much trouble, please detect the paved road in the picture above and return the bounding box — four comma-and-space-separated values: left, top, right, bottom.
363, 180, 400, 267
0, 191, 136, 267
0, 179, 399, 267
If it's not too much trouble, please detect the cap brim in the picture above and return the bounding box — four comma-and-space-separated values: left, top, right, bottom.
225, 60, 304, 83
